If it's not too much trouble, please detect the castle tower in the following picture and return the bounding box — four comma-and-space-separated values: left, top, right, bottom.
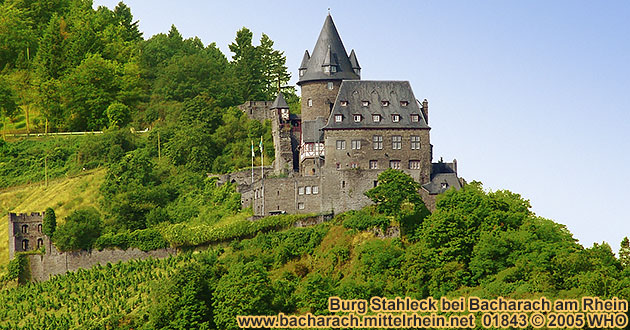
270, 92, 295, 175
297, 14, 360, 122
8, 212, 49, 259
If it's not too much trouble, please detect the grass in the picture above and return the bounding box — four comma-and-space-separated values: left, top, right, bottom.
0, 169, 105, 271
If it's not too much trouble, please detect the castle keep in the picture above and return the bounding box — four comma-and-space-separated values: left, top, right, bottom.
237, 14, 462, 215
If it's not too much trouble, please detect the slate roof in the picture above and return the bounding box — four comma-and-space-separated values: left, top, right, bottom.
349, 49, 360, 70
270, 92, 289, 109
422, 161, 461, 194
422, 173, 462, 195
323, 80, 429, 130
302, 117, 326, 142
297, 14, 360, 84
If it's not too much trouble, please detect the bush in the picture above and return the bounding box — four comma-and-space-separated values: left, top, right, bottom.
94, 228, 168, 251
53, 207, 103, 251
341, 208, 390, 232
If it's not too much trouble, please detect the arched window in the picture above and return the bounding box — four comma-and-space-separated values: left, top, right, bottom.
37, 238, 44, 249
38, 224, 42, 233
22, 239, 29, 250
21, 224, 28, 233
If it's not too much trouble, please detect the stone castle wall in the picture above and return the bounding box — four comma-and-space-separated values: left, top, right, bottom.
27, 241, 176, 282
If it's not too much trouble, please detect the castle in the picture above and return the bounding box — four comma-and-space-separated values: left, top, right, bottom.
235, 14, 463, 215
8, 212, 50, 259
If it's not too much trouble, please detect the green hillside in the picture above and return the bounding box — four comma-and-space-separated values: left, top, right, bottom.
1, 183, 629, 329
0, 170, 105, 271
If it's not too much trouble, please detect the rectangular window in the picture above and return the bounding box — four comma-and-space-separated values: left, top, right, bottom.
392, 114, 400, 122
392, 135, 402, 150
312, 186, 319, 194
331, 66, 337, 72
335, 114, 343, 122
372, 114, 381, 122
298, 202, 305, 210
390, 160, 401, 169
305, 186, 312, 194
351, 140, 361, 150
336, 140, 346, 150
411, 136, 421, 149
369, 160, 378, 169
353, 114, 362, 122
327, 82, 334, 90
351, 162, 358, 169
373, 135, 383, 149
409, 160, 421, 169
308, 99, 313, 107
298, 187, 304, 195
411, 114, 420, 122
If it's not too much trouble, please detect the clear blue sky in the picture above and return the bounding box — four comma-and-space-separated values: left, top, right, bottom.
93, 0, 630, 251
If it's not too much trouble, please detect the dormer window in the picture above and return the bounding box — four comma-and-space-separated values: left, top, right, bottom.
353, 114, 362, 122
362, 101, 369, 107
400, 101, 409, 107
372, 114, 381, 122
299, 69, 306, 77
392, 114, 400, 122
331, 66, 337, 73
340, 101, 348, 107
335, 114, 343, 123
441, 182, 448, 189
410, 114, 420, 122
381, 100, 390, 107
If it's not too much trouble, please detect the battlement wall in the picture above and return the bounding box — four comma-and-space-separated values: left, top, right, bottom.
27, 241, 176, 282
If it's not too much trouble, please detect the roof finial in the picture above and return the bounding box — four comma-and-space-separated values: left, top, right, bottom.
327, 8, 331, 15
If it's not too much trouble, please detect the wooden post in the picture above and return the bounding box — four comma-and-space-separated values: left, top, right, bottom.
157, 131, 161, 161
45, 154, 48, 188
25, 105, 30, 136
45, 118, 48, 136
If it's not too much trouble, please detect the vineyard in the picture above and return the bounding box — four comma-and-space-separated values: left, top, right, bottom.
0, 254, 188, 329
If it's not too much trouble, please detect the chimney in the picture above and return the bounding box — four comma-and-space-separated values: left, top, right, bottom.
422, 99, 429, 124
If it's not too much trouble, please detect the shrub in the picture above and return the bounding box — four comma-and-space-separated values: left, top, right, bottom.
53, 207, 102, 251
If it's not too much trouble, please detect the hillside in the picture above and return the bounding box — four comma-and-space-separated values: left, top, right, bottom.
1, 183, 629, 329
0, 170, 105, 271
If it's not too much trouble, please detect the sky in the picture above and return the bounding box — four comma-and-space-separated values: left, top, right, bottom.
93, 0, 630, 250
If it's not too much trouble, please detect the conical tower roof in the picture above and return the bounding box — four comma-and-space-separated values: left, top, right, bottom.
349, 49, 360, 70
297, 14, 360, 84
270, 92, 289, 109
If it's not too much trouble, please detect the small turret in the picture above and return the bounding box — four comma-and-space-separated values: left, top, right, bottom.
349, 49, 360, 76
299, 50, 310, 78
271, 92, 290, 121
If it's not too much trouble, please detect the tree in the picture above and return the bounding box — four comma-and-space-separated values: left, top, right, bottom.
229, 27, 264, 101
364, 169, 424, 216
213, 261, 273, 330
149, 262, 216, 329
52, 207, 102, 251
61, 54, 120, 130
258, 33, 291, 99
0, 3, 36, 69
43, 207, 57, 237
105, 102, 130, 128
0, 76, 18, 138
34, 14, 69, 79
620, 237, 630, 268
